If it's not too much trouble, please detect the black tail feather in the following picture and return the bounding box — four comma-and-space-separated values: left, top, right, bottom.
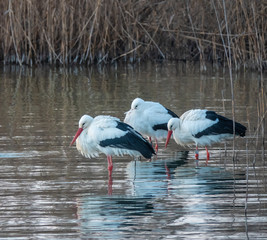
138, 139, 156, 159
216, 114, 246, 137
195, 113, 247, 138
235, 121, 246, 137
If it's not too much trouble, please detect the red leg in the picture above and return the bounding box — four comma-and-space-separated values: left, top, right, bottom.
155, 139, 158, 153
195, 146, 199, 160
106, 155, 113, 195
107, 155, 113, 176
195, 146, 199, 168
205, 146, 210, 165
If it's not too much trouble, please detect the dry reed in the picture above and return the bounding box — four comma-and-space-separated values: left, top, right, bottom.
0, 0, 267, 69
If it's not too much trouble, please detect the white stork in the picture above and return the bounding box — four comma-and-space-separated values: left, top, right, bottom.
165, 109, 246, 166
70, 115, 155, 176
124, 97, 178, 152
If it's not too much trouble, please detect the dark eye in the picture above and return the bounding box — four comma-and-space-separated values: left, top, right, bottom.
135, 105, 138, 109
82, 122, 85, 126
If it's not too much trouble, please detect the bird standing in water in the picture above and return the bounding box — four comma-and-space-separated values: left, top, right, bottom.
70, 115, 155, 177
124, 97, 178, 152
165, 109, 246, 167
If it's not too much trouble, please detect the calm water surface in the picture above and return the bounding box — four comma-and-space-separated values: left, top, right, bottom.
0, 63, 266, 239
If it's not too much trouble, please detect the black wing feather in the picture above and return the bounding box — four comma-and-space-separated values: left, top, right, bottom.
152, 107, 179, 131
99, 121, 155, 158
152, 123, 168, 131
166, 108, 179, 118
194, 111, 246, 138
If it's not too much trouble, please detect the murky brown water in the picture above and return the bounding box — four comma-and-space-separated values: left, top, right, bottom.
0, 62, 266, 239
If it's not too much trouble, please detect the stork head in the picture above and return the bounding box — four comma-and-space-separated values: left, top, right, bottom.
70, 115, 93, 146
165, 118, 180, 148
131, 97, 145, 111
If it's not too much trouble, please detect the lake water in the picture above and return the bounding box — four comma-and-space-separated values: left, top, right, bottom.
0, 62, 266, 239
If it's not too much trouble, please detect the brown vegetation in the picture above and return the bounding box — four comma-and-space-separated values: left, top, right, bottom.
0, 0, 267, 69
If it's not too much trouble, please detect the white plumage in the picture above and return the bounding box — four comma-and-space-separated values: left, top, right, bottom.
165, 109, 246, 164
70, 115, 155, 176
124, 98, 178, 151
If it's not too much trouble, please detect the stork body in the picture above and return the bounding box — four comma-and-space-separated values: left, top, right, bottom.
124, 98, 178, 152
70, 115, 155, 176
165, 109, 246, 166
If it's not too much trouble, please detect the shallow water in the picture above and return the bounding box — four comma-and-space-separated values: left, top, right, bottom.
0, 62, 266, 239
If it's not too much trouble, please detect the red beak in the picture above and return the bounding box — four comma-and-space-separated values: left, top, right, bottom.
165, 130, 173, 148
70, 128, 83, 146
